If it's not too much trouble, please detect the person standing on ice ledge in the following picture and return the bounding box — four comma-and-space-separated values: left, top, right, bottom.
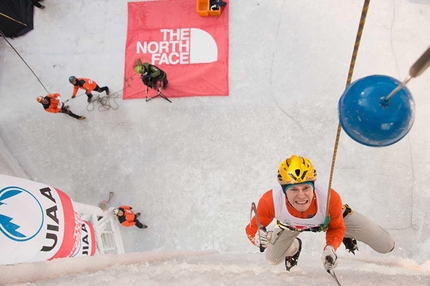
69, 76, 109, 103
246, 155, 394, 271
114, 205, 148, 229
134, 59, 168, 90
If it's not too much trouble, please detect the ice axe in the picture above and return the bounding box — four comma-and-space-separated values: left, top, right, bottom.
382, 45, 430, 103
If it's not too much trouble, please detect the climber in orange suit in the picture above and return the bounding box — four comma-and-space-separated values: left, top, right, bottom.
114, 205, 147, 229
36, 93, 85, 120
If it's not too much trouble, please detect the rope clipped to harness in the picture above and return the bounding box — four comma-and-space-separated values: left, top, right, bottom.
277, 216, 330, 233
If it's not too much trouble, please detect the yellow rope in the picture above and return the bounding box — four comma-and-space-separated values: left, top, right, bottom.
325, 0, 371, 220
0, 12, 28, 27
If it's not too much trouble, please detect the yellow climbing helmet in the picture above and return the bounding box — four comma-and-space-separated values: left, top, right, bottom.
277, 155, 317, 185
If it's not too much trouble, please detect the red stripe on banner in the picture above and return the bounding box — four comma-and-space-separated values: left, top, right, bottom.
48, 188, 76, 260
123, 0, 229, 99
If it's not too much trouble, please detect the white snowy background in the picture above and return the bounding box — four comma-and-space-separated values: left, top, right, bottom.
1, 0, 430, 285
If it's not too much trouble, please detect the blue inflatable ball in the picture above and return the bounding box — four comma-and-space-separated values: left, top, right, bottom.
338, 75, 415, 147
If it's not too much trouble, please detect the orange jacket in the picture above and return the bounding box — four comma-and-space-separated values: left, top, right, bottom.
72, 78, 98, 96
117, 205, 137, 227
43, 93, 62, 113
245, 187, 345, 250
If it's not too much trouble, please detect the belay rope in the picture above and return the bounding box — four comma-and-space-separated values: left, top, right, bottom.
0, 28, 50, 94
85, 90, 123, 112
324, 0, 371, 228
323, 1, 371, 285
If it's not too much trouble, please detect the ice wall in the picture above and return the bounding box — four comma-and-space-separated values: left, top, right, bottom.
0, 137, 29, 179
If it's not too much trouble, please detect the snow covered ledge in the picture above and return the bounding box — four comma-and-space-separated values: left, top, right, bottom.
0, 250, 217, 284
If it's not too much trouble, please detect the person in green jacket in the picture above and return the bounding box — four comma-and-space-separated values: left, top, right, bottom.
135, 59, 168, 90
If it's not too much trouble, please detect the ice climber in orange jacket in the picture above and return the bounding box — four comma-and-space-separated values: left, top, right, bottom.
36, 94, 85, 120
245, 155, 394, 272
114, 205, 147, 229
69, 76, 109, 103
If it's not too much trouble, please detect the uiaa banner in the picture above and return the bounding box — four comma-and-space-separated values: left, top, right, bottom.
0, 175, 83, 264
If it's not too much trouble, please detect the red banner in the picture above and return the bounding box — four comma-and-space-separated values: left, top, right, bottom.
48, 192, 81, 260
123, 0, 229, 99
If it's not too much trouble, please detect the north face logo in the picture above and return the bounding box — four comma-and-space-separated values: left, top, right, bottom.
136, 28, 218, 65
